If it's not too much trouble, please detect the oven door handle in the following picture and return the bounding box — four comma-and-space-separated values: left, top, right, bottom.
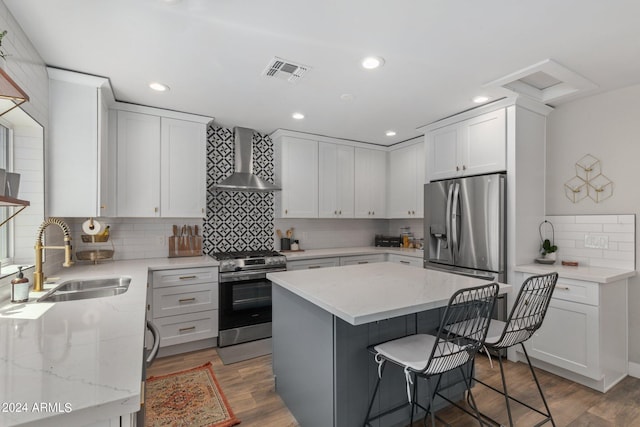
220, 269, 285, 283
146, 320, 161, 367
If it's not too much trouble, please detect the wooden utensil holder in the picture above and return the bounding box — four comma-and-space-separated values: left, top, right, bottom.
169, 235, 202, 258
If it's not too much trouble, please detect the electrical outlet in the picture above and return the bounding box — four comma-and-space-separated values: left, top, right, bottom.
584, 234, 609, 249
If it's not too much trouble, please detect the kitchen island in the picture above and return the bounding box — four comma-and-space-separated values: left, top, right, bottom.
268, 262, 511, 427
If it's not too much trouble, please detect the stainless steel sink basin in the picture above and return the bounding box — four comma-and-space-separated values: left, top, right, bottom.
37, 277, 131, 303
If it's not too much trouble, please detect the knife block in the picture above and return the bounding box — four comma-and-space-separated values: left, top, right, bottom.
168, 235, 203, 257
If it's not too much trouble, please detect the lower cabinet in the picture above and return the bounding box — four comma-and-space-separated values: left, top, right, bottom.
150, 267, 219, 354
516, 273, 628, 392
387, 253, 423, 267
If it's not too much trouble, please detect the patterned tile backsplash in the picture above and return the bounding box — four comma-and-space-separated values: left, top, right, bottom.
203, 125, 275, 254
544, 214, 635, 270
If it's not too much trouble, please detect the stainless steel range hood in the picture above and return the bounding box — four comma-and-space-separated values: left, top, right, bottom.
213, 127, 281, 192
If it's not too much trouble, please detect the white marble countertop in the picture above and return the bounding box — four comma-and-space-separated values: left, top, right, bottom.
268, 262, 510, 326
282, 246, 424, 261
0, 256, 218, 427
514, 263, 636, 283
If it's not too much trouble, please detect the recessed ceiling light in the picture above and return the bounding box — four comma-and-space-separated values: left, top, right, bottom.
149, 82, 170, 92
362, 56, 385, 70
472, 95, 490, 103
340, 93, 355, 102
385, 130, 397, 137
292, 112, 305, 120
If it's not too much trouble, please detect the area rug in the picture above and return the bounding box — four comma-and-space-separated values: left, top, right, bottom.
146, 362, 240, 427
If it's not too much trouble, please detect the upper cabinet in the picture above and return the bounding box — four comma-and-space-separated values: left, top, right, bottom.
387, 141, 425, 218
354, 147, 386, 218
426, 108, 506, 181
319, 142, 354, 218
47, 68, 115, 217
274, 135, 319, 218
115, 109, 208, 218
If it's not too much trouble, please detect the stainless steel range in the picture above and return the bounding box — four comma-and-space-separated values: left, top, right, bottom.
212, 250, 287, 347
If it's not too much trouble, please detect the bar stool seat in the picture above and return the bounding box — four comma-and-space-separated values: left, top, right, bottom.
374, 334, 468, 374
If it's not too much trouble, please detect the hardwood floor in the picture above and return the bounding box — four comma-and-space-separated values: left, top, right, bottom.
147, 348, 640, 426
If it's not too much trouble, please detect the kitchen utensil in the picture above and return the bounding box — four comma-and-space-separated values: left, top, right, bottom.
194, 225, 199, 236
276, 229, 282, 239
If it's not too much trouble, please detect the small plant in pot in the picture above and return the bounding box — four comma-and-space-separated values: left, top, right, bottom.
541, 238, 558, 260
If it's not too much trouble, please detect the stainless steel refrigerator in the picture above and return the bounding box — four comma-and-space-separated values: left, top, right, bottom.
423, 173, 506, 282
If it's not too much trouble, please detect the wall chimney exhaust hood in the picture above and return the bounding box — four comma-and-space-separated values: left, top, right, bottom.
213, 127, 281, 192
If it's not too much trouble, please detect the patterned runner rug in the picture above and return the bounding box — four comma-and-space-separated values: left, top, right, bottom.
146, 361, 241, 427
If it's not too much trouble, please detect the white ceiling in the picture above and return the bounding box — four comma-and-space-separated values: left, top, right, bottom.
5, 0, 640, 145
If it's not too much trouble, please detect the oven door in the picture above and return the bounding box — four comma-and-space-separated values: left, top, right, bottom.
219, 269, 281, 331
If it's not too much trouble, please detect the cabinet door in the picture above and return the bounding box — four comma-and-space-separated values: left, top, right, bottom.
387, 254, 422, 267
387, 145, 415, 218
319, 142, 354, 218
116, 111, 161, 217
98, 86, 116, 217
388, 143, 422, 218
354, 148, 386, 218
525, 298, 600, 379
280, 137, 318, 218
462, 108, 506, 176
160, 118, 206, 217
428, 125, 460, 181
48, 77, 100, 217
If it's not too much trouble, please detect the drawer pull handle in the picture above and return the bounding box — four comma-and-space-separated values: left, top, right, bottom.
400, 260, 410, 264
308, 265, 322, 269
179, 275, 197, 280
179, 297, 196, 303
179, 326, 196, 333
556, 286, 570, 290
357, 261, 369, 264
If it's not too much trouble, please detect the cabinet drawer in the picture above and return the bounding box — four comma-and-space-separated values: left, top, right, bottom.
387, 254, 422, 267
152, 267, 218, 288
153, 283, 218, 318
339, 254, 386, 266
552, 278, 599, 306
154, 310, 218, 347
287, 257, 340, 270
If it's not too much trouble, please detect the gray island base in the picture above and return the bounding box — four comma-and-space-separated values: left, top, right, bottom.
268, 262, 511, 427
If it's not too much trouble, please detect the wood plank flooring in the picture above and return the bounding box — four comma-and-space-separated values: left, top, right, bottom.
147, 348, 640, 426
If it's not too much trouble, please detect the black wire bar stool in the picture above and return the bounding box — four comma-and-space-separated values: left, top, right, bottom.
469, 272, 558, 427
363, 282, 499, 427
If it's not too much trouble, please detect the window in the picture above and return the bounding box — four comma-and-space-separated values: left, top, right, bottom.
0, 124, 11, 264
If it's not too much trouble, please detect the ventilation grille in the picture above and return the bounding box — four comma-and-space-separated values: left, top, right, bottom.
263, 57, 310, 83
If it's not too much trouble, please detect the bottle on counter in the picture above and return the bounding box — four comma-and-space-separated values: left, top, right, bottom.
11, 266, 30, 303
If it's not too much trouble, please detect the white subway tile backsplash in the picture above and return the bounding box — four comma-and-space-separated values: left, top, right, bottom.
545, 214, 635, 270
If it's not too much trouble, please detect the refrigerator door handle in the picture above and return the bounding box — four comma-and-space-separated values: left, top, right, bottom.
451, 182, 460, 255
445, 183, 454, 262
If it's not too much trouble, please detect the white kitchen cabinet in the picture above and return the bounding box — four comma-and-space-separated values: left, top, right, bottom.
387, 141, 425, 218
319, 142, 354, 218
151, 267, 218, 354
427, 108, 506, 181
516, 272, 628, 392
116, 110, 161, 217
287, 257, 340, 270
47, 68, 115, 217
339, 254, 385, 266
274, 135, 319, 218
387, 253, 422, 267
160, 118, 206, 217
354, 147, 387, 218
115, 109, 208, 217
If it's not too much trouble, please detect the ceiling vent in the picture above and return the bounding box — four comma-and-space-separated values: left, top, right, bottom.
263, 57, 310, 83
485, 59, 598, 104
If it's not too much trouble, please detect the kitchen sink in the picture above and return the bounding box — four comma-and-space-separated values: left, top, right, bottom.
37, 277, 131, 303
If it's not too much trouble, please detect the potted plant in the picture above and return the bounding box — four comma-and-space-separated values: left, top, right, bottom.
541, 238, 558, 260
538, 220, 558, 263
0, 30, 8, 67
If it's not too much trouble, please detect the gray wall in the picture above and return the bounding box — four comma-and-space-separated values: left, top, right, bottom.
546, 83, 640, 365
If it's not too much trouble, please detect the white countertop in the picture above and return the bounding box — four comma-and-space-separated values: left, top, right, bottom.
268, 262, 510, 325
283, 246, 424, 261
0, 256, 218, 427
514, 263, 636, 283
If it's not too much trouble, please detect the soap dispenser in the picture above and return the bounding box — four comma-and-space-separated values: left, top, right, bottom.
11, 266, 30, 303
